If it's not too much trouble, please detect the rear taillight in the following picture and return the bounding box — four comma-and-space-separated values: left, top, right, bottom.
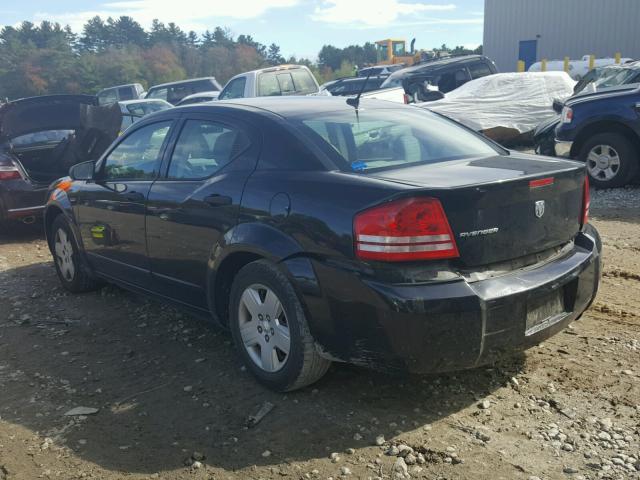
0, 165, 21, 181
403, 94, 410, 104
581, 175, 590, 226
354, 197, 459, 262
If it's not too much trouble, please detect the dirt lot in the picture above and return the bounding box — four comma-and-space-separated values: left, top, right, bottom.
0, 187, 639, 480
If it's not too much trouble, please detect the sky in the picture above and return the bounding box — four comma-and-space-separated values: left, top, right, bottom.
1, 0, 485, 59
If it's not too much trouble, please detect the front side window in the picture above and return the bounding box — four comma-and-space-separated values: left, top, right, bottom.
167, 120, 250, 180
219, 77, 246, 100
103, 121, 172, 180
294, 108, 500, 173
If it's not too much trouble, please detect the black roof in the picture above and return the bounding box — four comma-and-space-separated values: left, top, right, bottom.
169, 96, 403, 119
386, 55, 491, 81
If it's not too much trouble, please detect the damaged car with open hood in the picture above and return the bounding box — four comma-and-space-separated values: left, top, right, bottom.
0, 95, 120, 224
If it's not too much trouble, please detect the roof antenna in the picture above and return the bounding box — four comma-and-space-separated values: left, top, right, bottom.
346, 70, 373, 115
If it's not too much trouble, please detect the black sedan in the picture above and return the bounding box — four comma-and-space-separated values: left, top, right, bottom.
44, 97, 601, 391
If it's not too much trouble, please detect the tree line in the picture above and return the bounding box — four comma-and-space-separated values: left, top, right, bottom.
0, 17, 481, 100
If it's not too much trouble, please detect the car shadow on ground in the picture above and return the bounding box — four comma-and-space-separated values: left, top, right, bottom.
0, 219, 44, 244
0, 260, 526, 475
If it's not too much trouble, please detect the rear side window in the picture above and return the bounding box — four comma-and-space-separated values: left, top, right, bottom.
167, 120, 250, 180
219, 77, 246, 100
468, 62, 493, 79
103, 121, 172, 180
291, 69, 318, 94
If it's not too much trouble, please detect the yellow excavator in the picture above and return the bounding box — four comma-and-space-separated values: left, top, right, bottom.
375, 38, 420, 66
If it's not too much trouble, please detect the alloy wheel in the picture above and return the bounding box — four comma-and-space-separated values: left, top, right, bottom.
238, 283, 290, 373
586, 144, 621, 181
54, 228, 75, 282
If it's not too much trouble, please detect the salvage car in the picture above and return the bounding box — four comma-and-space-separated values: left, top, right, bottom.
176, 91, 220, 106
146, 77, 222, 105
424, 72, 576, 144
217, 65, 319, 100
0, 95, 120, 224
381, 55, 497, 101
119, 99, 172, 133
555, 83, 640, 188
44, 97, 601, 391
320, 76, 387, 96
97, 83, 146, 105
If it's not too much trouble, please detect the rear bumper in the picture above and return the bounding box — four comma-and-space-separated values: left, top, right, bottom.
305, 225, 601, 374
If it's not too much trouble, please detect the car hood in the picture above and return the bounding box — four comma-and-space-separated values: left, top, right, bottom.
0, 94, 122, 143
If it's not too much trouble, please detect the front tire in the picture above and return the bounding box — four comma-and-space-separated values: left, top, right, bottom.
229, 260, 330, 391
50, 215, 102, 293
579, 133, 639, 189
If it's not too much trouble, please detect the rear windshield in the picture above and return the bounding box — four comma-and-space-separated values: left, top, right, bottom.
293, 107, 500, 173
11, 129, 74, 148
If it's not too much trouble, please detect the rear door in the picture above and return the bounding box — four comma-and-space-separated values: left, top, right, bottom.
145, 113, 261, 308
77, 119, 175, 285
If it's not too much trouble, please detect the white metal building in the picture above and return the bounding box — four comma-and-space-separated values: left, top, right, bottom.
483, 0, 640, 72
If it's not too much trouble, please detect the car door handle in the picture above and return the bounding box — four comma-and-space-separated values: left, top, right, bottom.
123, 191, 145, 202
203, 194, 232, 207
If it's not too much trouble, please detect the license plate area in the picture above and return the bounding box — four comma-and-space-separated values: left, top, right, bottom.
526, 289, 567, 336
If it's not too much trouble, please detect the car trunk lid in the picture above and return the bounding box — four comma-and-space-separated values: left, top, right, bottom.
0, 95, 121, 185
366, 153, 586, 267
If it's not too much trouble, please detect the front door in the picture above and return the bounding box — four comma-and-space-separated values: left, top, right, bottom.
519, 40, 538, 70
146, 115, 260, 308
77, 120, 174, 285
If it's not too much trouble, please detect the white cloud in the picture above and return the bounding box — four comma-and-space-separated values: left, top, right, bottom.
311, 0, 456, 27
33, 0, 299, 32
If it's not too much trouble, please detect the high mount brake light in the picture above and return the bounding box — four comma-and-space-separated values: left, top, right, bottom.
354, 197, 459, 262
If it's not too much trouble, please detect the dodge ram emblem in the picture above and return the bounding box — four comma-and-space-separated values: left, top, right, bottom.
535, 200, 545, 218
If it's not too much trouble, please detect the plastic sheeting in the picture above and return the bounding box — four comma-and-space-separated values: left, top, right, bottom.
421, 72, 576, 134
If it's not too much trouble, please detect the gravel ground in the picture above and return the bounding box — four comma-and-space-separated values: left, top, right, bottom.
0, 187, 638, 480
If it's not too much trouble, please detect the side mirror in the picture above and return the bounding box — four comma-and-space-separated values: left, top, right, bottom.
552, 99, 564, 113
69, 160, 95, 181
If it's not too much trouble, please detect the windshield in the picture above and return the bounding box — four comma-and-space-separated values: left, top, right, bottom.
381, 76, 402, 88
594, 67, 639, 88
293, 107, 500, 173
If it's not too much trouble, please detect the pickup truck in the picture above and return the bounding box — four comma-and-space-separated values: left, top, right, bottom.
555, 83, 640, 188
217, 65, 319, 100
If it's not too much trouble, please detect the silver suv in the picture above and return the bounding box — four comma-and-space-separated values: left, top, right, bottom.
218, 65, 319, 100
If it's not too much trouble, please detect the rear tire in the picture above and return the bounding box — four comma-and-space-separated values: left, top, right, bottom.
50, 215, 102, 293
579, 133, 638, 189
229, 260, 330, 391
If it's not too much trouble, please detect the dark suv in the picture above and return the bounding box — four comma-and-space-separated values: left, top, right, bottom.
146, 77, 223, 105
380, 55, 498, 101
